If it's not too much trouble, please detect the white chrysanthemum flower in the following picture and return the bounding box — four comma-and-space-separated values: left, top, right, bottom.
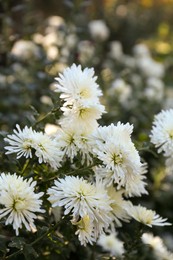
150, 109, 173, 157
97, 231, 125, 257
94, 164, 148, 197
126, 204, 171, 227
91, 123, 146, 192
47, 176, 113, 245
142, 233, 173, 260
55, 127, 93, 164
4, 125, 63, 169
55, 127, 78, 162
59, 102, 105, 132
33, 131, 63, 169
72, 215, 96, 246
47, 176, 112, 222
0, 173, 45, 235
54, 64, 102, 107
91, 122, 133, 144
123, 164, 148, 197
4, 124, 36, 159
107, 185, 131, 227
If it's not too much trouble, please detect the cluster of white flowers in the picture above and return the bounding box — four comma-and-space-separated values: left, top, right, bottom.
91, 122, 148, 197
47, 176, 112, 246
106, 42, 165, 107
2, 64, 171, 249
54, 64, 105, 132
150, 109, 173, 169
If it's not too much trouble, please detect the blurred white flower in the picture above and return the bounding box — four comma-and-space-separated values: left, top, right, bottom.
144, 77, 164, 101
45, 16, 65, 32
78, 40, 95, 65
137, 56, 165, 78
11, 40, 41, 60
4, 125, 63, 169
43, 32, 59, 48
164, 89, 173, 110
109, 41, 123, 60
44, 124, 60, 136
88, 20, 110, 41
0, 173, 44, 235
150, 109, 173, 157
133, 43, 150, 58
66, 34, 78, 49
46, 45, 59, 61
126, 204, 171, 227
40, 95, 53, 105
142, 233, 173, 260
97, 231, 125, 257
108, 78, 131, 105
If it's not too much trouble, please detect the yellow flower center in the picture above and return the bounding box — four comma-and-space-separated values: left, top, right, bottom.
112, 153, 123, 165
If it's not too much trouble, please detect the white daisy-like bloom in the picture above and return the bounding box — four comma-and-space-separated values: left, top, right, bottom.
107, 185, 131, 227
55, 127, 78, 162
55, 126, 93, 164
72, 215, 96, 246
4, 124, 36, 159
123, 164, 148, 197
0, 172, 45, 235
47, 176, 112, 222
94, 164, 148, 197
4, 125, 63, 169
142, 233, 173, 260
91, 123, 145, 189
150, 109, 173, 158
33, 131, 64, 169
54, 64, 102, 107
91, 122, 133, 147
59, 102, 105, 132
97, 231, 125, 257
126, 204, 171, 227
47, 176, 113, 244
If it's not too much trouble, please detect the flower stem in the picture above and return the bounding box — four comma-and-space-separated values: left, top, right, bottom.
5, 222, 60, 259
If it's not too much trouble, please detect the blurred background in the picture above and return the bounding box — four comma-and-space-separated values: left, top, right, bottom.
1, 0, 173, 131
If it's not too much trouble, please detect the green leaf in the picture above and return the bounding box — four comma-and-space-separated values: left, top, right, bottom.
23, 244, 38, 260
8, 237, 25, 250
